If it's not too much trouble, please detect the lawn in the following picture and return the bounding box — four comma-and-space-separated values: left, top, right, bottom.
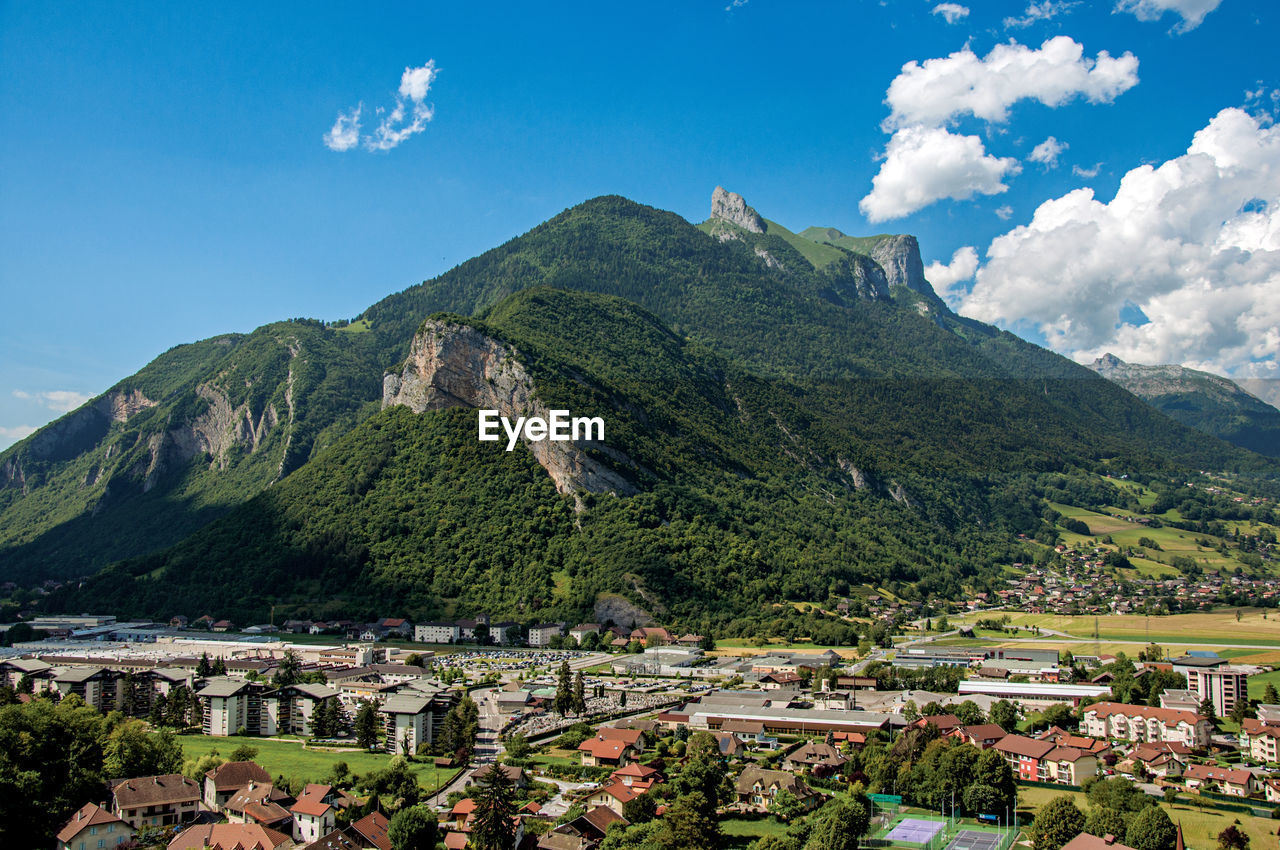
722, 815, 789, 849
174, 734, 456, 792
1015, 785, 1280, 850
1248, 668, 1280, 700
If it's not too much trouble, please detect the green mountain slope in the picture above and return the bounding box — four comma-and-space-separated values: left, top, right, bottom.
1090, 354, 1280, 457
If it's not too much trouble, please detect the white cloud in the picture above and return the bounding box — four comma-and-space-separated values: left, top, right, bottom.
859, 126, 1021, 222
932, 3, 969, 24
995, 205, 1014, 219
1115, 0, 1222, 33
1004, 1, 1079, 28
1072, 162, 1101, 178
325, 61, 438, 153
12, 389, 92, 413
957, 107, 1280, 379
323, 105, 362, 152
1029, 136, 1068, 168
0, 424, 37, 449
925, 246, 980, 296
884, 36, 1139, 129
725, 0, 748, 10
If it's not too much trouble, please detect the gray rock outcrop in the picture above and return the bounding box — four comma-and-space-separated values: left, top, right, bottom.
710, 186, 766, 234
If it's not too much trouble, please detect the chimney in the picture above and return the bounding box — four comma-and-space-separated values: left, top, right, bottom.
1104, 836, 1116, 845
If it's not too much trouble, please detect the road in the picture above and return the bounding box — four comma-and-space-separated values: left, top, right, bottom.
425, 686, 504, 808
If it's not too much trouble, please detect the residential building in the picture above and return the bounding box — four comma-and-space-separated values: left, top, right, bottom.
586, 781, 645, 816
197, 677, 266, 736
1041, 746, 1099, 785
1183, 764, 1258, 797
350, 811, 393, 850
224, 780, 293, 832
994, 735, 1058, 781
203, 760, 272, 811
53, 666, 122, 712
490, 621, 521, 645
0, 656, 53, 689
734, 765, 822, 811
537, 807, 626, 850
57, 803, 135, 850
569, 623, 602, 644
1173, 657, 1251, 718
1060, 834, 1138, 850
579, 735, 637, 767
1240, 716, 1280, 763
291, 784, 338, 844
261, 682, 341, 736
111, 774, 201, 829
949, 723, 1009, 749
415, 622, 461, 644
785, 740, 848, 776
528, 622, 563, 647
167, 824, 291, 850
381, 692, 435, 755
1081, 702, 1211, 748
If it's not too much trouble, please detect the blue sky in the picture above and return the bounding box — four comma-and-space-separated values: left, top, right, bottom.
3, 0, 1278, 448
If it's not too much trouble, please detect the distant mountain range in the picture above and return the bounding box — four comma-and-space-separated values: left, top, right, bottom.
1089, 353, 1280, 458
4, 188, 1277, 627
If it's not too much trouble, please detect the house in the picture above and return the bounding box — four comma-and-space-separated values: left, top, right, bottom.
538, 807, 627, 850
350, 811, 393, 850
722, 718, 778, 749
306, 831, 362, 850
912, 714, 964, 735
1041, 746, 1099, 785
111, 773, 201, 828
197, 678, 267, 736
760, 672, 802, 690
596, 726, 647, 752
1129, 742, 1191, 778
949, 723, 1009, 749
734, 765, 822, 812
1059, 834, 1138, 850
587, 780, 646, 815
711, 731, 748, 759
167, 824, 291, 850
785, 740, 848, 777
1265, 778, 1280, 804
528, 623, 563, 647
210, 619, 234, 632
57, 803, 135, 850
993, 735, 1058, 781
579, 735, 637, 767
224, 780, 293, 831
610, 763, 662, 791
1183, 764, 1257, 797
471, 763, 529, 788
629, 627, 675, 647
677, 634, 705, 647
291, 784, 338, 844
203, 760, 272, 810
377, 617, 412, 637
449, 797, 477, 831
490, 621, 522, 645
415, 621, 461, 644
569, 624, 602, 644
262, 682, 341, 736
1081, 702, 1212, 749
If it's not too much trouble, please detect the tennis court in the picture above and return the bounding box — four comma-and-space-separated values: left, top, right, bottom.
944, 830, 1004, 850
884, 818, 947, 845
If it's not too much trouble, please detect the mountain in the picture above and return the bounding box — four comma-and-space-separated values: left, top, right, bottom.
1090, 354, 1280, 458
7, 189, 1280, 624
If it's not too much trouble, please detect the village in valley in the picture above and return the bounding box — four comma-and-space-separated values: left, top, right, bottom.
7, 599, 1280, 850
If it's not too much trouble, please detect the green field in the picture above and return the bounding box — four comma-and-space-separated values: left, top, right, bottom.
722, 816, 789, 850
971, 610, 1280, 647
1247, 668, 1280, 699
1048, 502, 1245, 573
174, 734, 457, 791
1016, 785, 1280, 850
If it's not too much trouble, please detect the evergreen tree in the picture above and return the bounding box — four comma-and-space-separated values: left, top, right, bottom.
273, 650, 302, 687
197, 652, 212, 677
1263, 683, 1279, 705
356, 701, 380, 749
212, 657, 227, 676
656, 792, 721, 849
470, 760, 517, 850
571, 671, 586, 716
555, 661, 572, 716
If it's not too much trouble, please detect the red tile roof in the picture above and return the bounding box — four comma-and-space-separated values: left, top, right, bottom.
352, 811, 392, 850
167, 824, 290, 850
57, 803, 128, 844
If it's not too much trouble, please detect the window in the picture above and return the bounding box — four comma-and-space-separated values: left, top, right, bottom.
98, 841, 105, 849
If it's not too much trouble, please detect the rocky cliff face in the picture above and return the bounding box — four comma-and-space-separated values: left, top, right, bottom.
869, 234, 931, 296
710, 186, 766, 234
383, 319, 637, 500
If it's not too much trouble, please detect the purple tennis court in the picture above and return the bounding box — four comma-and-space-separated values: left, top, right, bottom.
884, 819, 946, 844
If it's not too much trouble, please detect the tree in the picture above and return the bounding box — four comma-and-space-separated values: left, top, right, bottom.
389, 804, 439, 850
963, 785, 1006, 817
1126, 806, 1177, 850
356, 701, 380, 749
1229, 698, 1251, 726
104, 720, 184, 778
1263, 683, 1279, 706
273, 650, 302, 687
505, 732, 531, 760
700, 634, 717, 651
656, 792, 721, 850
471, 757, 518, 850
211, 656, 227, 676
1086, 778, 1152, 814
359, 757, 422, 810
769, 788, 806, 822
972, 748, 1017, 813
805, 796, 871, 850
555, 661, 572, 717
1199, 697, 1218, 726
184, 750, 224, 782
622, 792, 658, 824
229, 743, 259, 762
571, 671, 586, 716
1085, 808, 1130, 840
753, 837, 802, 850
990, 700, 1019, 732
953, 700, 985, 726
1032, 796, 1086, 850
1217, 824, 1250, 850
197, 652, 212, 677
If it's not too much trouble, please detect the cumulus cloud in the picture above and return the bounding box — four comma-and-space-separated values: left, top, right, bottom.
925, 246, 980, 296
884, 37, 1139, 129
932, 3, 969, 24
995, 205, 1014, 219
860, 126, 1021, 222
325, 61, 438, 153
1029, 136, 1068, 169
12, 389, 92, 413
1004, 1, 1079, 28
957, 107, 1280, 379
1115, 0, 1222, 33
1072, 162, 1101, 178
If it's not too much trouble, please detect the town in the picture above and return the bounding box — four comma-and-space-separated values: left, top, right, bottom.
5, 607, 1280, 850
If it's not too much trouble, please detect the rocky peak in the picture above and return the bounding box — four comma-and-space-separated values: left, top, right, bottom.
1091, 353, 1126, 373
383, 319, 637, 502
709, 186, 766, 234
869, 234, 931, 296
